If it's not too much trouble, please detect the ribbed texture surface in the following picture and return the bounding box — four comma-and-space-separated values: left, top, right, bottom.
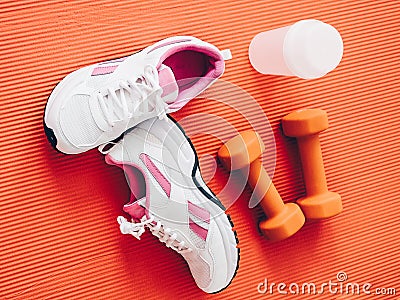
1, 1, 399, 299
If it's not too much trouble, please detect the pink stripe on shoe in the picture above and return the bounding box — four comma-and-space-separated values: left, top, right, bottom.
147, 38, 192, 54
189, 217, 208, 241
91, 65, 118, 76
140, 153, 171, 197
99, 56, 128, 65
188, 201, 210, 224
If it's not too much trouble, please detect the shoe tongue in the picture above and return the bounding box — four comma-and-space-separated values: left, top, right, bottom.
123, 197, 146, 221
158, 64, 179, 104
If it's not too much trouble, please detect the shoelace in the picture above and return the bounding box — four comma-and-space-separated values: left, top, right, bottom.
97, 65, 168, 130
117, 215, 192, 254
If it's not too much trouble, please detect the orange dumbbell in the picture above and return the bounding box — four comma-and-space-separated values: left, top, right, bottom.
218, 130, 305, 241
282, 109, 342, 219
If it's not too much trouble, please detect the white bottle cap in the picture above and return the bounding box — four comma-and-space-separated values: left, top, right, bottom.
284, 19, 343, 79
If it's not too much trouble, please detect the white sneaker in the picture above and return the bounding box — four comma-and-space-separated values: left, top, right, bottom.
105, 116, 239, 293
44, 36, 231, 154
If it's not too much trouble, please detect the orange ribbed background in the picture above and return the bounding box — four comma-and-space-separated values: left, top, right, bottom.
1, 1, 399, 299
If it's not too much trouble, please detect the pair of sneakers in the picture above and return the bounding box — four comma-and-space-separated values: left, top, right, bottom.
44, 36, 239, 293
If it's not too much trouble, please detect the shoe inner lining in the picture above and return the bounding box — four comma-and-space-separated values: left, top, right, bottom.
123, 165, 146, 204
163, 50, 215, 92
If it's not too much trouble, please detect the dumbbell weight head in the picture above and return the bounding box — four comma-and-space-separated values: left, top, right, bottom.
259, 202, 305, 241
282, 109, 328, 137
218, 130, 265, 170
297, 191, 342, 219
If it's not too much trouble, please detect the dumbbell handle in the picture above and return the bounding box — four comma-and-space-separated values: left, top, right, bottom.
297, 134, 328, 196
243, 158, 285, 217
